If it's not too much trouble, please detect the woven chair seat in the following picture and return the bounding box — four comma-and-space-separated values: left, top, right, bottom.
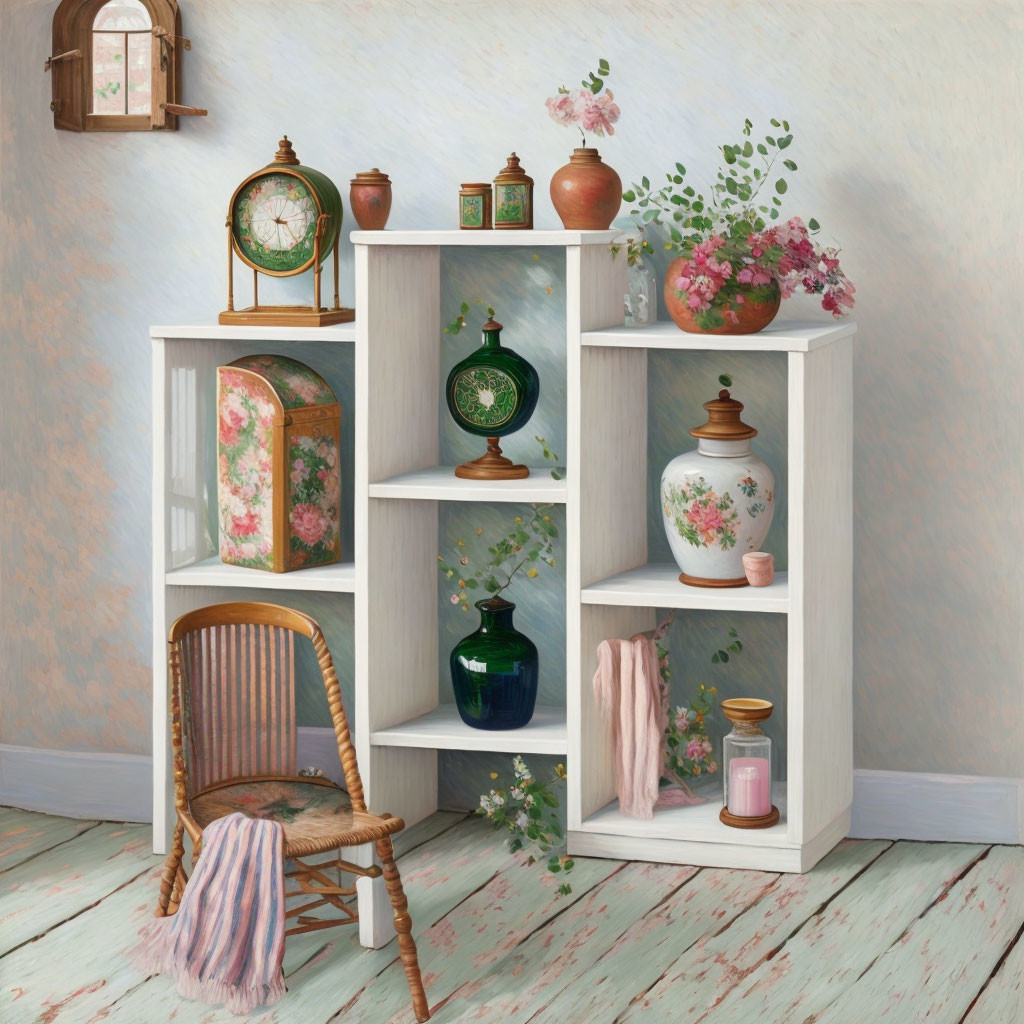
189, 777, 404, 858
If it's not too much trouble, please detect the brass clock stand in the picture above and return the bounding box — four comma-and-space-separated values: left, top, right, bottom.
219, 214, 354, 326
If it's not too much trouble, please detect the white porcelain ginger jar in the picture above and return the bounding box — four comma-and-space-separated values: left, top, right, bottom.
661, 389, 775, 587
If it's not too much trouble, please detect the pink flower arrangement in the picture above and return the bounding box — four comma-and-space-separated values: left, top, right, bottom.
546, 58, 619, 146
625, 118, 855, 330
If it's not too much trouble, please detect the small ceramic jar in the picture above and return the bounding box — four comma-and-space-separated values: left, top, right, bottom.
349, 169, 392, 230
493, 153, 533, 229
459, 183, 492, 229
742, 552, 775, 587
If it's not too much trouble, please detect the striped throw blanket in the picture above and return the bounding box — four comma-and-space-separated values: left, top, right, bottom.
135, 813, 286, 1014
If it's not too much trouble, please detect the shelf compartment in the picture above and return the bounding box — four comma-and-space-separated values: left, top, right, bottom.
582, 563, 789, 613
370, 703, 567, 755
166, 556, 356, 593
351, 229, 619, 247
369, 467, 567, 503
150, 324, 356, 343
582, 319, 854, 353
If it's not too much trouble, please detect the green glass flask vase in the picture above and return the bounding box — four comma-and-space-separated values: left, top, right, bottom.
450, 598, 539, 730
446, 315, 540, 479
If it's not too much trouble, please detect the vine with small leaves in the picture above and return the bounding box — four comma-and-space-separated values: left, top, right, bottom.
438, 504, 558, 611
479, 757, 573, 894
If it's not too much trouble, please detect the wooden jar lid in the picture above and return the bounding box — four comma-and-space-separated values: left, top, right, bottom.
494, 152, 533, 186
460, 182, 491, 192
720, 697, 773, 724
690, 389, 757, 441
350, 168, 390, 185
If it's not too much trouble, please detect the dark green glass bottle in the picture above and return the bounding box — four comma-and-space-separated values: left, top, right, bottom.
446, 316, 540, 479
450, 598, 539, 730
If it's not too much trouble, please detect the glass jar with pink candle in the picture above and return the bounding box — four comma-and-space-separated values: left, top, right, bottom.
720, 698, 780, 829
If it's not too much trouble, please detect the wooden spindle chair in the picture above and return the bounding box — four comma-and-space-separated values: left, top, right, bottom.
154, 601, 429, 1022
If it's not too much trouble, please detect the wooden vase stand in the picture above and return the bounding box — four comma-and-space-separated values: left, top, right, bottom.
455, 437, 529, 480
719, 805, 780, 829
679, 573, 749, 588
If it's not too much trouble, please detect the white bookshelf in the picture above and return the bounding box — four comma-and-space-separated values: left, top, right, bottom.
351, 231, 853, 875
153, 232, 854, 942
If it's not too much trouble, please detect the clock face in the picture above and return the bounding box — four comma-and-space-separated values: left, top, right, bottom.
232, 172, 319, 273
451, 367, 520, 430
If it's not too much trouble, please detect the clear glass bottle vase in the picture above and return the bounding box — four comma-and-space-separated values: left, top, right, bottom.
624, 258, 657, 326
720, 698, 779, 827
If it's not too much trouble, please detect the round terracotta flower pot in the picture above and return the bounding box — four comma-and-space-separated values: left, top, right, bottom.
664, 257, 781, 334
549, 148, 621, 230
349, 169, 392, 230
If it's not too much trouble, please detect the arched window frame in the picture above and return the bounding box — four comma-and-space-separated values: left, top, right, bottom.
50, 0, 185, 132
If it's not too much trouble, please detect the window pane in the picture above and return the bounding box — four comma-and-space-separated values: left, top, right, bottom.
93, 0, 151, 31
126, 32, 152, 115
92, 32, 126, 115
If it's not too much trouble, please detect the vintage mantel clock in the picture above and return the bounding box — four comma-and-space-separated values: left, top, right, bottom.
445, 314, 539, 479
220, 136, 354, 326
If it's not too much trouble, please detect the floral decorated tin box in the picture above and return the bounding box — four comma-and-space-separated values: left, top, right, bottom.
217, 355, 341, 572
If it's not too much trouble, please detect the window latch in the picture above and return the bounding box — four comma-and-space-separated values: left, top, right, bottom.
152, 27, 191, 50
161, 103, 208, 117
44, 48, 81, 72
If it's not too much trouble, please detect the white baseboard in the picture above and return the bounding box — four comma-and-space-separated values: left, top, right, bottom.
0, 729, 344, 824
0, 744, 153, 822
850, 769, 1022, 845
3, 739, 1021, 847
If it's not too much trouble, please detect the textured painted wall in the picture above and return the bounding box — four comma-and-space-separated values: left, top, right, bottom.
1, 1, 1020, 783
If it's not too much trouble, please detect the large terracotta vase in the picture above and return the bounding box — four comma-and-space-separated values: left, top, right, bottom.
664, 257, 781, 334
550, 148, 621, 230
450, 598, 539, 730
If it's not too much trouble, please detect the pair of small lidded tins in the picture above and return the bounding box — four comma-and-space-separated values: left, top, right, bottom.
460, 153, 533, 230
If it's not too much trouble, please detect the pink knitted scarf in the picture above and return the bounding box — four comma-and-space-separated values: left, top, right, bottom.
593, 628, 705, 819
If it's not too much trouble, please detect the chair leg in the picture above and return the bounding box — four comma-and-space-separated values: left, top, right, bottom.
375, 835, 430, 1023
155, 822, 185, 917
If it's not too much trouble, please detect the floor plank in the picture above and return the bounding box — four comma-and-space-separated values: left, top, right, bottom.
0, 865, 163, 1024
617, 838, 891, 1023
813, 844, 1024, 1023
436, 860, 701, 1024
340, 848, 625, 1022
93, 817, 518, 1023
677, 841, 984, 1024
0, 807, 97, 872
0, 822, 155, 956
962, 923, 1024, 1024
530, 864, 779, 1024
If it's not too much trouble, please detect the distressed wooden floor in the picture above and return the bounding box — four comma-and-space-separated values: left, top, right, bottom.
1, 807, 1022, 1024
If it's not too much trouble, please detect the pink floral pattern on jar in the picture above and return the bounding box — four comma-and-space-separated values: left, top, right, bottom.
232, 354, 335, 409
218, 370, 276, 570
288, 433, 340, 568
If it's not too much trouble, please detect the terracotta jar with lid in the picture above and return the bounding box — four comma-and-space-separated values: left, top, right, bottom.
661, 389, 775, 587
349, 169, 392, 230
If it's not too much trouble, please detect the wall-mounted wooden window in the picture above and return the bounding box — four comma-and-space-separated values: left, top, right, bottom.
49, 0, 205, 132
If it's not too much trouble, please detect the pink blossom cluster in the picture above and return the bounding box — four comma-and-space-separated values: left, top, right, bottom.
685, 495, 726, 544
545, 89, 620, 137
670, 236, 737, 316
748, 217, 856, 316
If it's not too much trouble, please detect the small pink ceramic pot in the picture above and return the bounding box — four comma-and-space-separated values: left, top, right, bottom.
742, 552, 774, 587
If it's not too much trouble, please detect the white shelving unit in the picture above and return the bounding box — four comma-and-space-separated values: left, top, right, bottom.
351, 232, 854, 875
153, 237, 854, 946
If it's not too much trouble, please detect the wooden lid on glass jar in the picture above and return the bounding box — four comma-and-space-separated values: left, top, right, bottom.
690, 389, 757, 441
494, 153, 533, 186
350, 168, 391, 186
721, 697, 773, 724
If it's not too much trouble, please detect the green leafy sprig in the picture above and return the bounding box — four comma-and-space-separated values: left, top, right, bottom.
438, 504, 558, 610
622, 118, 820, 251
479, 758, 573, 895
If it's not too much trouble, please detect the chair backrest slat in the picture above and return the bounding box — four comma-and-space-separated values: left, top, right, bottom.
168, 601, 366, 813
178, 621, 296, 795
